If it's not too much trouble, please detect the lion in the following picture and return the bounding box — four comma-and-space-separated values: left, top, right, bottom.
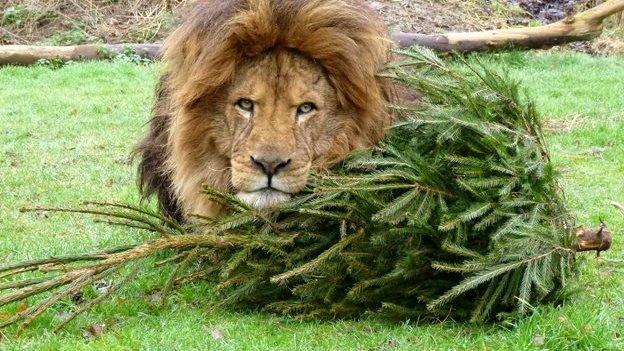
135, 0, 396, 221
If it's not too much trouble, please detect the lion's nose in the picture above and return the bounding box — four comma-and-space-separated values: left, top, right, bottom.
250, 155, 291, 176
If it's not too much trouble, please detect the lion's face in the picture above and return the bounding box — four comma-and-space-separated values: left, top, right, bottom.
137, 0, 394, 219
223, 51, 340, 208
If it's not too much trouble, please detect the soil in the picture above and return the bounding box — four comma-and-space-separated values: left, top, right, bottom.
368, 0, 516, 33
513, 0, 585, 22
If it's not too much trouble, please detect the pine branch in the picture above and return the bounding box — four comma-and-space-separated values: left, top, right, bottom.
270, 229, 365, 283
427, 249, 562, 312
1, 47, 605, 329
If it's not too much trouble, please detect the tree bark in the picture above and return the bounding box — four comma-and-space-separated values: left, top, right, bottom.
0, 0, 623, 65
575, 221, 612, 257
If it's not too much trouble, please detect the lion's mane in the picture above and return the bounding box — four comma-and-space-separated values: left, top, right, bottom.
135, 0, 395, 220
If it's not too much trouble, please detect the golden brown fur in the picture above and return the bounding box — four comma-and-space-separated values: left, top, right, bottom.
136, 0, 395, 220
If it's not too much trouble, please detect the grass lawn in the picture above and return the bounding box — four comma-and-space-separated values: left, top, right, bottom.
0, 52, 623, 350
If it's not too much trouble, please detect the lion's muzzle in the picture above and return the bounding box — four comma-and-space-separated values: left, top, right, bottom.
249, 155, 291, 187
231, 146, 311, 209
236, 189, 292, 209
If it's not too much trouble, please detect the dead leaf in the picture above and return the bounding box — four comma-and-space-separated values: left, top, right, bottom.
114, 157, 131, 165
71, 291, 85, 305
69, 107, 79, 116
543, 115, 584, 134
611, 201, 624, 213
369, 1, 385, 11
210, 327, 225, 341
113, 296, 127, 304
95, 280, 112, 295
532, 335, 545, 346
146, 290, 163, 305
385, 339, 399, 348
55, 311, 71, 322
16, 301, 28, 314
82, 323, 106, 340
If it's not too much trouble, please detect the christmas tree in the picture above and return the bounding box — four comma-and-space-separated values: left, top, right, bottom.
0, 48, 609, 331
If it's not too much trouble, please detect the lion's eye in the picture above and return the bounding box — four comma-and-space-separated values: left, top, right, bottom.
296, 102, 316, 116
236, 98, 254, 113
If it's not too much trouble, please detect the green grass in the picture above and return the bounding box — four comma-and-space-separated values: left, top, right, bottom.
1, 52, 623, 350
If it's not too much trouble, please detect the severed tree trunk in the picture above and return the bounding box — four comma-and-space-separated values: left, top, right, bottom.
0, 0, 623, 65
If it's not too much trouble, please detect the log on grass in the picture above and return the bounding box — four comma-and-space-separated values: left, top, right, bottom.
0, 43, 162, 65
392, 0, 624, 51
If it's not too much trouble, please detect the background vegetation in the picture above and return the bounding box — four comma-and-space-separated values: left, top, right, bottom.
1, 0, 622, 55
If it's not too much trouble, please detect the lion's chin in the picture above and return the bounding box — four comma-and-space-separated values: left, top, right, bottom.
236, 189, 292, 209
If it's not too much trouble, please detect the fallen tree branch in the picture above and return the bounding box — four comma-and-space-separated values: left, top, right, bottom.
0, 44, 161, 66
392, 0, 624, 52
1, 0, 623, 65
0, 225, 242, 329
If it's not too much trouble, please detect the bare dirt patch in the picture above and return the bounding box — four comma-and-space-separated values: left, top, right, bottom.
369, 0, 523, 33
513, 0, 624, 55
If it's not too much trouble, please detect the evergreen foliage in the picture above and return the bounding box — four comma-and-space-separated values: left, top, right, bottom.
191, 48, 577, 322
0, 48, 579, 328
